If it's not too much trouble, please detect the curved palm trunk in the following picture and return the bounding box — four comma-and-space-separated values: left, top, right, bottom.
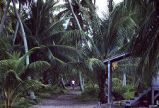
67, 0, 82, 31
0, 0, 11, 35
13, 21, 19, 45
12, 1, 29, 64
12, 1, 35, 99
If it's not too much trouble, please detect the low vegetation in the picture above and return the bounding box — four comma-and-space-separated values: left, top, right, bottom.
0, 0, 158, 107
79, 83, 99, 102
37, 85, 68, 98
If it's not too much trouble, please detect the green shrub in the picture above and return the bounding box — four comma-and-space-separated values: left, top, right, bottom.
79, 84, 99, 101
112, 78, 123, 94
122, 84, 134, 99
37, 85, 67, 98
123, 91, 134, 99
112, 78, 135, 100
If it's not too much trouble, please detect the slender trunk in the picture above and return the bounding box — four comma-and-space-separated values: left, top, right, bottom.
12, 1, 29, 64
5, 92, 11, 108
61, 77, 66, 89
13, 4, 21, 45
13, 21, 19, 45
122, 72, 126, 86
108, 0, 113, 13
82, 77, 85, 88
13, 1, 35, 99
67, 0, 82, 31
0, 0, 11, 35
79, 72, 84, 92
67, 0, 88, 46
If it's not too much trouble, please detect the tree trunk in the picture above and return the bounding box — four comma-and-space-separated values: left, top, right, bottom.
99, 0, 114, 104
79, 72, 84, 92
13, 21, 19, 45
122, 72, 126, 86
0, 0, 11, 35
5, 92, 12, 108
12, 1, 35, 99
12, 1, 29, 64
67, 0, 82, 31
108, 0, 113, 13
98, 66, 107, 104
82, 77, 85, 89
61, 77, 66, 89
67, 0, 89, 47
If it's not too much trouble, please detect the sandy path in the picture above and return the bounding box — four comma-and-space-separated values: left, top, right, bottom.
30, 87, 99, 108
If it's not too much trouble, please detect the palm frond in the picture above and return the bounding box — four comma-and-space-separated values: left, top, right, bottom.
60, 29, 85, 45
24, 79, 46, 90
47, 45, 83, 62
39, 19, 65, 40
27, 61, 50, 72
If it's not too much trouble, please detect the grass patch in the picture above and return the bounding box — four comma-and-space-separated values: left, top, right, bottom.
37, 85, 67, 98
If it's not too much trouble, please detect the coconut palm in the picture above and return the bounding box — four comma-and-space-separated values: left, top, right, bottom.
105, 0, 159, 87
130, 0, 159, 86
19, 0, 84, 86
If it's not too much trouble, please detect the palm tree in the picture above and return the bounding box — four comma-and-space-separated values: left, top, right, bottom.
130, 0, 159, 86
0, 51, 50, 108
106, 0, 159, 87
21, 0, 84, 86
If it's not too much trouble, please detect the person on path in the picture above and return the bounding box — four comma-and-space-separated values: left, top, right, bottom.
71, 80, 75, 90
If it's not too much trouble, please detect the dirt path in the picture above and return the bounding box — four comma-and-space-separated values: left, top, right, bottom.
30, 87, 99, 108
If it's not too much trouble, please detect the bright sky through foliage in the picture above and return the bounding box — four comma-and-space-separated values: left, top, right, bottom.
96, 0, 123, 18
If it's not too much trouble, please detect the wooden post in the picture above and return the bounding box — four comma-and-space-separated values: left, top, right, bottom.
108, 61, 112, 104
152, 89, 154, 105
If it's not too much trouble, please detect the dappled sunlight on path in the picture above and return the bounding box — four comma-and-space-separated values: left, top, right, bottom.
30, 86, 99, 108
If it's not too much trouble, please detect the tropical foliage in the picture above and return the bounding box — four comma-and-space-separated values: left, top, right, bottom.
0, 0, 158, 107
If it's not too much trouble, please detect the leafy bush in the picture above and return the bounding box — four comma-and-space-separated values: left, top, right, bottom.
79, 83, 99, 101
112, 78, 123, 94
112, 78, 135, 100
122, 84, 135, 99
123, 91, 134, 99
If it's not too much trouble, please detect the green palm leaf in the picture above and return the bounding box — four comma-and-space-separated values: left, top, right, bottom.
28, 61, 51, 72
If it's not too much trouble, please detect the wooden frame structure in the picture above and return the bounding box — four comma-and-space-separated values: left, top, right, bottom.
103, 52, 159, 106
103, 53, 130, 104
